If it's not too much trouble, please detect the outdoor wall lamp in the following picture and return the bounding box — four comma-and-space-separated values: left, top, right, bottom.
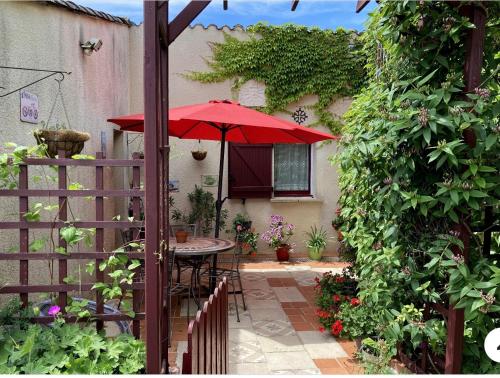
80, 38, 103, 55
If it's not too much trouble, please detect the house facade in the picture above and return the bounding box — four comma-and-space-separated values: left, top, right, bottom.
0, 1, 350, 273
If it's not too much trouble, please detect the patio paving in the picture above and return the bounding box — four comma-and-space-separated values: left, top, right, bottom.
168, 261, 363, 374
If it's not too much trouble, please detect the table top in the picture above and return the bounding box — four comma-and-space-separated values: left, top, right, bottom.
169, 237, 235, 256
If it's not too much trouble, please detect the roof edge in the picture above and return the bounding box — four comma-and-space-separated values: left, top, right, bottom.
44, 0, 135, 26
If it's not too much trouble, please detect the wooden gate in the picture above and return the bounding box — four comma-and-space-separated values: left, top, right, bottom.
182, 277, 229, 374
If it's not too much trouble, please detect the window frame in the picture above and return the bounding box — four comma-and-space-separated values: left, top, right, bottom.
273, 144, 312, 197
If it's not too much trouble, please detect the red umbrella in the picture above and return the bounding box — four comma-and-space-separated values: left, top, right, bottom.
108, 100, 338, 236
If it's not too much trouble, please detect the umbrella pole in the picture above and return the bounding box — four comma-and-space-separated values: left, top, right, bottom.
214, 128, 226, 238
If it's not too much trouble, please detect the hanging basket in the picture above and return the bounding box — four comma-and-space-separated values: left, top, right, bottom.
191, 150, 207, 161
34, 129, 90, 158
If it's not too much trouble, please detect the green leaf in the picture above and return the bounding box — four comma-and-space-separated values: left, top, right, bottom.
423, 128, 431, 144
29, 238, 46, 252
417, 68, 438, 87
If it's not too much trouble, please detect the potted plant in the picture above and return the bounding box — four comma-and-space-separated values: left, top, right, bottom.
261, 215, 294, 262
305, 225, 328, 261
33, 121, 90, 158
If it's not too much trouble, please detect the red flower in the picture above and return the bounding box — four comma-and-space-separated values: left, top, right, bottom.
344, 295, 350, 302
319, 327, 325, 333
335, 276, 345, 283
314, 277, 320, 283
333, 294, 340, 303
331, 320, 343, 336
350, 298, 361, 306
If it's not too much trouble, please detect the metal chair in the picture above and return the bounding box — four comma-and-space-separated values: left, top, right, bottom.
200, 231, 246, 321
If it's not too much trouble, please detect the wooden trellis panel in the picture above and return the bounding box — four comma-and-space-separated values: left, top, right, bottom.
0, 150, 145, 338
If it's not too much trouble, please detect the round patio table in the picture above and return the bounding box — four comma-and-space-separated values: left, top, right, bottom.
169, 237, 235, 292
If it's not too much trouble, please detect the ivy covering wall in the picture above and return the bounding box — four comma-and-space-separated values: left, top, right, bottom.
337, 1, 499, 373
187, 23, 366, 135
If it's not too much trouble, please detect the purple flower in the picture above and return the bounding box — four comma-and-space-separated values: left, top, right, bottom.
48, 305, 61, 316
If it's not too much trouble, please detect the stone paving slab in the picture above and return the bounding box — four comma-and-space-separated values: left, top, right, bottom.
229, 339, 266, 364
229, 362, 271, 374
248, 307, 288, 321
252, 319, 296, 337
272, 286, 307, 302
257, 334, 305, 353
272, 368, 321, 374
265, 351, 317, 370
297, 331, 348, 359
245, 298, 283, 309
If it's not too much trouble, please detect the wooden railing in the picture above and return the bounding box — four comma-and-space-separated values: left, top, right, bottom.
182, 277, 228, 374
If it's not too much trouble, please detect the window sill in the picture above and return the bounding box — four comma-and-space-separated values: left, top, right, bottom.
270, 197, 323, 204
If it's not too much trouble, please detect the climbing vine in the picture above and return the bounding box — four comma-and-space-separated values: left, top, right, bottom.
187, 23, 366, 134
336, 1, 499, 373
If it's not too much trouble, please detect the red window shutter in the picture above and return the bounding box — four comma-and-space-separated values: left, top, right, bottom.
228, 143, 273, 198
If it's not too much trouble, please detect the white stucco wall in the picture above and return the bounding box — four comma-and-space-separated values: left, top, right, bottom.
0, 3, 349, 301
124, 24, 350, 256
0, 1, 132, 298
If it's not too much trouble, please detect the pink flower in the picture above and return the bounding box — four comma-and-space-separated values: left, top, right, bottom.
236, 225, 243, 232
48, 305, 61, 316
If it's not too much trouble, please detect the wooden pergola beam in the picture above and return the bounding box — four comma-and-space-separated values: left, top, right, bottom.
356, 0, 371, 13
168, 0, 211, 45
291, 0, 299, 11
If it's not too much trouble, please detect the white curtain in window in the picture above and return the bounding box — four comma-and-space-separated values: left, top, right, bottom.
274, 144, 309, 191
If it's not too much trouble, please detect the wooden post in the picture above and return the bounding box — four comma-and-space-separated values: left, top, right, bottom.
144, 1, 162, 373
95, 151, 104, 330
445, 3, 487, 374
19, 164, 28, 307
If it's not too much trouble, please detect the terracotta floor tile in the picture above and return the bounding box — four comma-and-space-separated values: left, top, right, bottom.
301, 307, 317, 316
287, 314, 306, 323
283, 308, 302, 315
338, 357, 363, 374
280, 277, 299, 286
314, 358, 346, 369
292, 302, 310, 308
291, 322, 315, 331
281, 302, 295, 308
319, 366, 349, 374
338, 339, 358, 357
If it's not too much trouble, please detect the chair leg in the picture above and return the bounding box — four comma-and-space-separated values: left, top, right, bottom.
237, 271, 247, 311
230, 274, 240, 322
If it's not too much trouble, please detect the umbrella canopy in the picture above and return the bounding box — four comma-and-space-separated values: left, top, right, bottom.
108, 100, 338, 237
108, 100, 337, 144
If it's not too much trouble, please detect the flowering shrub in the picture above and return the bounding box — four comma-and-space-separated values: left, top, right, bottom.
261, 215, 294, 249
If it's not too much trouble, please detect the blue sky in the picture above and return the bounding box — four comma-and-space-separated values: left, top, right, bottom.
76, 0, 377, 31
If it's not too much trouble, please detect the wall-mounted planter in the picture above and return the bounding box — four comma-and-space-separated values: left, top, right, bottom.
34, 129, 90, 158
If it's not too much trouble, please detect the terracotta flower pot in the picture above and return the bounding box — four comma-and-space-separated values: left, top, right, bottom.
175, 230, 188, 243
276, 244, 290, 262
